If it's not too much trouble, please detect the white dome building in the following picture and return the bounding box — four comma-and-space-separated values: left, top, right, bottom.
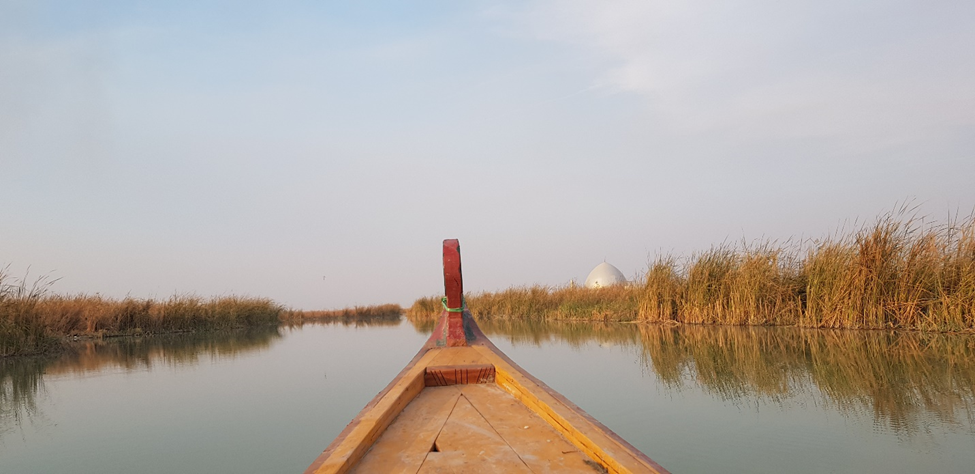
584, 262, 627, 288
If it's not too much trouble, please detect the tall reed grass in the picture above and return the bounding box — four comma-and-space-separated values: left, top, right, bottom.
287, 304, 403, 325
406, 284, 642, 326
799, 212, 975, 330
32, 294, 284, 336
0, 270, 60, 357
409, 211, 975, 332
0, 269, 287, 357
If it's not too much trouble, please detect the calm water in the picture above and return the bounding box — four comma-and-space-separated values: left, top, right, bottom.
2, 319, 974, 473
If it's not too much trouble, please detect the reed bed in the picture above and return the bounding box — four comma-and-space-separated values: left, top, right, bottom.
799, 213, 975, 331
287, 304, 403, 325
407, 284, 642, 325
409, 210, 975, 332
0, 271, 60, 357
33, 295, 284, 336
0, 270, 287, 357
655, 210, 975, 331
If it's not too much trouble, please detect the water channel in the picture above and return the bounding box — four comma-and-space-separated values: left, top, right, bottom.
2, 319, 974, 473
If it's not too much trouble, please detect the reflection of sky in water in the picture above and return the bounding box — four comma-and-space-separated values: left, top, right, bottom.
0, 322, 429, 474
2, 321, 974, 473
494, 337, 974, 473
480, 321, 975, 473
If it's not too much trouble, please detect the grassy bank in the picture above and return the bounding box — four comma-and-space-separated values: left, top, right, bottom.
1, 294, 284, 358
406, 285, 641, 328
409, 211, 975, 332
0, 271, 285, 357
288, 304, 403, 325
1, 268, 408, 357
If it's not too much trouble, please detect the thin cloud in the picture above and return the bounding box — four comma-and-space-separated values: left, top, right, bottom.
500, 0, 975, 150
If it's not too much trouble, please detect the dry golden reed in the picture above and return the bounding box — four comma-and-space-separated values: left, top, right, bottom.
0, 269, 286, 357
284, 304, 403, 327
1, 263, 405, 357
409, 210, 975, 332
407, 284, 642, 326
798, 211, 975, 330
289, 304, 402, 321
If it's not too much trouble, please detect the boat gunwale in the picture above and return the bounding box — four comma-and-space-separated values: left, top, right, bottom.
305, 239, 667, 473
303, 312, 455, 474
304, 312, 669, 474
466, 319, 669, 474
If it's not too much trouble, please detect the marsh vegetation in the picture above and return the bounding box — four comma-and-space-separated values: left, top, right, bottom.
0, 272, 284, 357
287, 304, 403, 325
0, 269, 402, 357
472, 319, 975, 436
3, 309, 974, 472
410, 211, 975, 332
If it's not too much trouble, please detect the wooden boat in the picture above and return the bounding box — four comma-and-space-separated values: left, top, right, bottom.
305, 240, 669, 474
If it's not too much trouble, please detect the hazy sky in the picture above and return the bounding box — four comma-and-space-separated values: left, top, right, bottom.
3, 1, 973, 309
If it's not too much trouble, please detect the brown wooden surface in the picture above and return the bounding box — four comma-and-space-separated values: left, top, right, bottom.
304, 350, 438, 474
467, 327, 670, 474
353, 384, 601, 473
305, 239, 668, 473
422, 392, 532, 473
306, 315, 669, 474
428, 347, 489, 366
425, 364, 495, 386
349, 386, 463, 473
460, 384, 596, 473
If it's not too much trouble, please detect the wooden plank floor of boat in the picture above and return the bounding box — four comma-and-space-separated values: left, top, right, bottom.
349, 347, 604, 473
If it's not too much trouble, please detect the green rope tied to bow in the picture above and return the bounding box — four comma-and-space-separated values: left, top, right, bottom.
441, 296, 465, 313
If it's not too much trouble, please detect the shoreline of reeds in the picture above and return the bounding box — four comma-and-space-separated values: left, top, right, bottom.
285, 304, 403, 325
0, 290, 286, 358
0, 271, 404, 357
409, 210, 975, 332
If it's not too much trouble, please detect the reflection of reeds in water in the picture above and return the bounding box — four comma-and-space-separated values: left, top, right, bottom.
284, 304, 403, 327
637, 324, 975, 435
474, 318, 643, 348
287, 316, 404, 330
407, 316, 975, 436
802, 330, 975, 432
638, 325, 808, 399
0, 326, 283, 437
47, 326, 284, 374
0, 356, 46, 436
